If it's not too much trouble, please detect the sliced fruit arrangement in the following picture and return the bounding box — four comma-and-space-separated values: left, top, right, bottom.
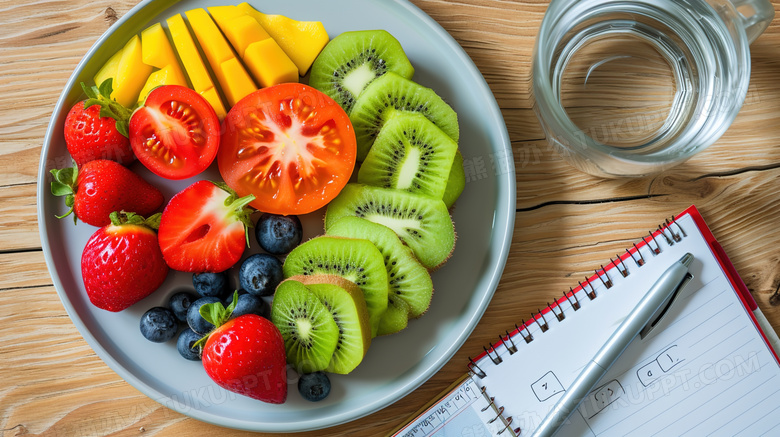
325, 184, 456, 269
57, 18, 476, 405
50, 159, 164, 227
157, 180, 255, 273
81, 212, 169, 312
309, 30, 414, 114
218, 83, 357, 215
283, 236, 388, 337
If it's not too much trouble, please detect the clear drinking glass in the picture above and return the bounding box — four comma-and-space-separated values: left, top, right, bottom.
532, 0, 774, 178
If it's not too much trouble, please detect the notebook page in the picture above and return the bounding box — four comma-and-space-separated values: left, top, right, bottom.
473, 212, 780, 436
392, 376, 515, 437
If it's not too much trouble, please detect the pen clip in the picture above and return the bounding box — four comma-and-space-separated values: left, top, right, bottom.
639, 272, 693, 339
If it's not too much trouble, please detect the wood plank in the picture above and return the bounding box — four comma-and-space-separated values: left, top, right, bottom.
0, 183, 40, 252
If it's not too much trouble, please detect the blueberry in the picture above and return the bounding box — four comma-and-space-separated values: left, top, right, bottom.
239, 254, 283, 296
187, 296, 221, 335
140, 307, 178, 343
230, 292, 269, 319
298, 372, 331, 402
256, 214, 303, 255
169, 291, 198, 322
177, 328, 203, 361
224, 289, 248, 305
192, 272, 228, 298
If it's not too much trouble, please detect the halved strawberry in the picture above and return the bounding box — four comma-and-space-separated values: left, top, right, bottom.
158, 181, 255, 273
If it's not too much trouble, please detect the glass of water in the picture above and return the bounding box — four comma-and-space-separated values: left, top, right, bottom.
532, 0, 774, 178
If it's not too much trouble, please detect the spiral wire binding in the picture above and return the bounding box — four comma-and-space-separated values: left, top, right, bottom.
467, 215, 687, 435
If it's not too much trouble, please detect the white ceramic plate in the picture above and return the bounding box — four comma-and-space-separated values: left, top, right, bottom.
37, 0, 515, 432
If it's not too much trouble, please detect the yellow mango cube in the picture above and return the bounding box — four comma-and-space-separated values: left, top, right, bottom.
237, 3, 329, 75
94, 48, 122, 89
138, 23, 188, 104
166, 14, 227, 119
208, 5, 298, 87
94, 35, 153, 107
244, 39, 299, 87
114, 35, 153, 107
185, 8, 257, 106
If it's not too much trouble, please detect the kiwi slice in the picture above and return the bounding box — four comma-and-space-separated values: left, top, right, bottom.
289, 274, 371, 374
377, 295, 410, 336
327, 216, 432, 318
350, 72, 459, 160
325, 183, 455, 269
271, 279, 339, 373
442, 151, 465, 209
358, 112, 458, 200
283, 236, 388, 337
309, 30, 414, 114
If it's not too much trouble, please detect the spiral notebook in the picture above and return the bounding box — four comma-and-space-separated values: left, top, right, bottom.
392, 206, 780, 437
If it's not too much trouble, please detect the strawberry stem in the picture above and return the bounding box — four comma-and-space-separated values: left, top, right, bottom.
81, 79, 133, 138
109, 211, 162, 230
50, 162, 79, 224
193, 291, 240, 349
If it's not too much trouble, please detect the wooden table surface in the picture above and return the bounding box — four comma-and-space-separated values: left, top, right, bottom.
3, 0, 780, 435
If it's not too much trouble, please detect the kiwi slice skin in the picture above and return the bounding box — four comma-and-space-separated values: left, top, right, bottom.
325, 183, 455, 270
377, 295, 410, 336
442, 150, 465, 209
327, 216, 433, 318
283, 236, 388, 337
288, 275, 372, 374
309, 30, 414, 114
271, 280, 339, 373
358, 112, 458, 200
350, 72, 459, 161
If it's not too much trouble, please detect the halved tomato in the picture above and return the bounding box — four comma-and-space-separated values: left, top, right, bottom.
218, 83, 357, 215
129, 85, 220, 180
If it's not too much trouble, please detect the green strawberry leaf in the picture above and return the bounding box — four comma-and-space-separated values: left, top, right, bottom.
50, 164, 79, 223
78, 79, 133, 138
193, 291, 240, 350
108, 211, 163, 231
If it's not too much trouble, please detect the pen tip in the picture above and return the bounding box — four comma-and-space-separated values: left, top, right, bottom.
680, 253, 694, 267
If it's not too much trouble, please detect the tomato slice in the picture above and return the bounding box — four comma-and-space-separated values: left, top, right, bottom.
218, 83, 357, 215
130, 85, 220, 180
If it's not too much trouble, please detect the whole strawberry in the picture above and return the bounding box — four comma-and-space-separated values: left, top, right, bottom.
50, 160, 164, 227
65, 80, 134, 166
81, 212, 169, 312
197, 295, 288, 404
158, 181, 255, 273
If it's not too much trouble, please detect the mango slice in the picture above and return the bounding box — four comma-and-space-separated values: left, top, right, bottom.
94, 48, 122, 91
94, 35, 153, 107
237, 3, 329, 75
137, 23, 188, 104
166, 14, 227, 119
185, 8, 257, 107
208, 5, 298, 87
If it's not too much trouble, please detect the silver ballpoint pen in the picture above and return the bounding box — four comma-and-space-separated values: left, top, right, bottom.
532, 252, 694, 437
